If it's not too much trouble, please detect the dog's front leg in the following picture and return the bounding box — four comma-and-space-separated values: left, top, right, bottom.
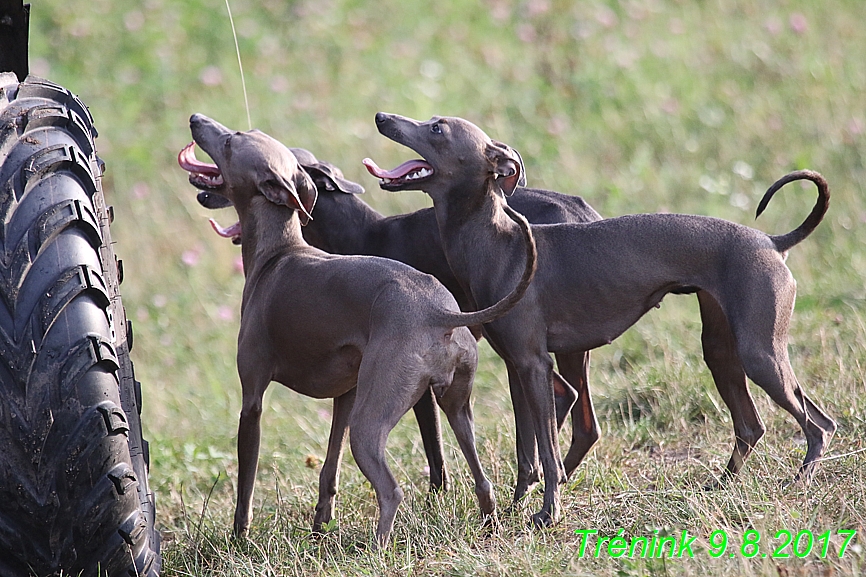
516, 357, 564, 528
509, 361, 576, 504
313, 388, 355, 532
234, 380, 267, 538
507, 359, 541, 503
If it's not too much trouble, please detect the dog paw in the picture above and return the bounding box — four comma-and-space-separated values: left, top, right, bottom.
232, 523, 250, 540
530, 509, 558, 529
481, 509, 499, 529
702, 476, 724, 491
786, 467, 814, 489
512, 471, 540, 503
529, 512, 554, 529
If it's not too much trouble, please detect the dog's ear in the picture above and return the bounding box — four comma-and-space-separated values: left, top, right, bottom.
486, 140, 522, 196
259, 169, 318, 225
304, 162, 365, 195
512, 146, 527, 188
290, 147, 365, 195
293, 169, 318, 225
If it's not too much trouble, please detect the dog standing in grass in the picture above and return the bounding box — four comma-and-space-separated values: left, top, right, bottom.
365, 112, 836, 528
179, 114, 537, 546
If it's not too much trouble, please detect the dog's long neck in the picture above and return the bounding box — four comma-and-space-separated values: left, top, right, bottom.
429, 180, 524, 291
301, 192, 383, 254
238, 195, 307, 277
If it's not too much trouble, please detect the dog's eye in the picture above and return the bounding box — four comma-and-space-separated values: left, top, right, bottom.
431, 123, 442, 134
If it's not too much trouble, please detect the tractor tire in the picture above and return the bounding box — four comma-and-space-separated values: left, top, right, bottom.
0, 73, 160, 576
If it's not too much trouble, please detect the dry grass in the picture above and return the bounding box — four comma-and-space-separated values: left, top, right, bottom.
27, 0, 866, 574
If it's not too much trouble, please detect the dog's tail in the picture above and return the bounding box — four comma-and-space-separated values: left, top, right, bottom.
756, 169, 830, 253
439, 204, 537, 328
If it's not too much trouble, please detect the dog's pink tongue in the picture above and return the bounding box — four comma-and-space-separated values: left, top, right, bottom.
179, 141, 221, 176
209, 218, 241, 240
362, 157, 431, 179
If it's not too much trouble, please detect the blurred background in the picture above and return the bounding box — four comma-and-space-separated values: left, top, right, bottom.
25, 0, 866, 571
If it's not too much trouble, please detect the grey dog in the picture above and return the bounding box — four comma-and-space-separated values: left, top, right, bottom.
364, 112, 836, 529
179, 114, 537, 546
198, 147, 604, 503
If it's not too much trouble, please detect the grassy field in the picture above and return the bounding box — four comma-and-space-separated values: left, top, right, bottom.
27, 0, 866, 574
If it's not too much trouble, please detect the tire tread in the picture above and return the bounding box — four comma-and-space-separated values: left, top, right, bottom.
0, 72, 159, 577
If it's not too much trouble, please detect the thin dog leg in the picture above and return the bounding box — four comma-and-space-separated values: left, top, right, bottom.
507, 360, 541, 503
313, 388, 356, 531
515, 356, 564, 528
234, 388, 265, 538
349, 359, 414, 547
413, 387, 447, 491
557, 350, 600, 477
439, 364, 496, 518
697, 290, 765, 487
743, 354, 834, 483
552, 370, 578, 430
512, 361, 576, 503
730, 288, 836, 484
349, 421, 404, 547
791, 388, 837, 482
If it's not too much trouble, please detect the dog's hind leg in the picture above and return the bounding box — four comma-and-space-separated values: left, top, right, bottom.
741, 354, 835, 483
413, 387, 447, 492
728, 281, 836, 484
795, 392, 837, 481
557, 350, 600, 477
437, 358, 496, 519
349, 355, 418, 547
552, 371, 578, 430
349, 413, 404, 547
798, 394, 838, 480
313, 388, 355, 532
697, 290, 765, 488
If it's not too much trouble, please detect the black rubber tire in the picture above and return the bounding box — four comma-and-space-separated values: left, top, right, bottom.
0, 74, 160, 576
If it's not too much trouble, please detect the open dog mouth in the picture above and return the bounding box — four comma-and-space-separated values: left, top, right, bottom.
178, 141, 224, 189
362, 158, 434, 190
179, 141, 241, 243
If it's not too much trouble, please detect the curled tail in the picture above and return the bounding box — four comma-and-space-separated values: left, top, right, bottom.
439, 203, 537, 327
756, 169, 830, 253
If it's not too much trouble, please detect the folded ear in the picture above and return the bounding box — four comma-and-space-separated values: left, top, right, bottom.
293, 169, 318, 224
259, 169, 318, 225
486, 140, 523, 196
305, 162, 365, 195
512, 146, 527, 188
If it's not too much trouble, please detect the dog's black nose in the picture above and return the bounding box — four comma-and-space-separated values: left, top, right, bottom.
375, 112, 388, 124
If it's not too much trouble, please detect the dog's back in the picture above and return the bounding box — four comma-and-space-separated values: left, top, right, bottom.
239, 246, 470, 393
304, 184, 601, 318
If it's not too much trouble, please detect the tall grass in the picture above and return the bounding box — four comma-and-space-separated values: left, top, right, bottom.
27, 0, 866, 574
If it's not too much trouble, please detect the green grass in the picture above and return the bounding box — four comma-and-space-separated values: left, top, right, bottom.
27, 0, 866, 574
